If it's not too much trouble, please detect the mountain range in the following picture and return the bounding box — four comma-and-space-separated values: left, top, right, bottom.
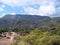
0, 14, 60, 31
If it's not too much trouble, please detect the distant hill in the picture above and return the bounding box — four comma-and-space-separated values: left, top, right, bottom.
0, 14, 60, 31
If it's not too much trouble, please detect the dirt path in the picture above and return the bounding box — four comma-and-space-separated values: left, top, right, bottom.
0, 32, 17, 45
0, 38, 12, 45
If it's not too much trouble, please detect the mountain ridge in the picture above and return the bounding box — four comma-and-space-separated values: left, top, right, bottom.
0, 14, 60, 32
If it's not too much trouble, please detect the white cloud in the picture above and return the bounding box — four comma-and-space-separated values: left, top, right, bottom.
0, 7, 4, 11
24, 7, 38, 15
55, 7, 60, 15
1, 5, 5, 8
0, 0, 57, 16
39, 5, 56, 16
0, 0, 56, 7
0, 13, 6, 18
28, 0, 56, 6
0, 4, 5, 12
0, 13, 16, 18
0, 0, 28, 7
24, 5, 56, 16
10, 13, 16, 15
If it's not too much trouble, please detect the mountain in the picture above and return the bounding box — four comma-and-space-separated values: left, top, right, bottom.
0, 14, 60, 32
0, 14, 51, 28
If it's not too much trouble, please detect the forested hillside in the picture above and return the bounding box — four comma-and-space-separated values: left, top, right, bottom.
0, 14, 51, 32
0, 14, 60, 33
0, 14, 60, 45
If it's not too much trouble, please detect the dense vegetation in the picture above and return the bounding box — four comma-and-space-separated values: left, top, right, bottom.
12, 28, 60, 45
0, 15, 60, 45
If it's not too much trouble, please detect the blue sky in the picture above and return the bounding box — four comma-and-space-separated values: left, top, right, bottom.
0, 0, 60, 17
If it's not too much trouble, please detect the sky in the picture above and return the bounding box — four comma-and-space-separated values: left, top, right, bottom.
0, 0, 60, 17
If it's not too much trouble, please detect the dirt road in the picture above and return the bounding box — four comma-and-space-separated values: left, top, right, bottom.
0, 38, 12, 45
0, 32, 17, 45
